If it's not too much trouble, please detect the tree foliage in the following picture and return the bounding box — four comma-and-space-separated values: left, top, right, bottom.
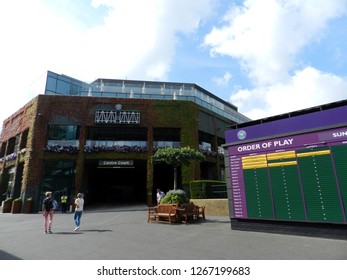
152, 147, 205, 190
152, 146, 205, 166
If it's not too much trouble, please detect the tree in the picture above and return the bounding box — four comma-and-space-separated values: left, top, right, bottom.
152, 146, 205, 190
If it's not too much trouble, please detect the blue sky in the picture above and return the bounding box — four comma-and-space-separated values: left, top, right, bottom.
1, 0, 347, 126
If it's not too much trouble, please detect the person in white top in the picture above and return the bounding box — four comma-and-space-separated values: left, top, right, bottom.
156, 189, 165, 205
73, 193, 84, 231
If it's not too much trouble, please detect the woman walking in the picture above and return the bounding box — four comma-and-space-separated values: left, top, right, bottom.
42, 191, 55, 234
74, 193, 84, 231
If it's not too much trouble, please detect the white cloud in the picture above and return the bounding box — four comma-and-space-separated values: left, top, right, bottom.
231, 67, 347, 119
0, 0, 215, 126
72, 0, 215, 81
213, 71, 232, 86
204, 0, 347, 86
203, 0, 347, 120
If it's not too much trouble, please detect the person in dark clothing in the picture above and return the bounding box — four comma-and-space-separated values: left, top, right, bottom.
42, 191, 55, 234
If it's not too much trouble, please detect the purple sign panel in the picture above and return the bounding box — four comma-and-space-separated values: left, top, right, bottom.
229, 155, 247, 218
228, 126, 347, 156
225, 104, 347, 144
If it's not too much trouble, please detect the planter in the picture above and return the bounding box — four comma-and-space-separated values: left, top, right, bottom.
2, 200, 13, 213
23, 200, 33, 214
190, 198, 229, 216
11, 200, 22, 214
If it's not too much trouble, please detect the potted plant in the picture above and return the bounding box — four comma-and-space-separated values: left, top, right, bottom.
2, 198, 13, 213
23, 197, 33, 214
11, 197, 22, 214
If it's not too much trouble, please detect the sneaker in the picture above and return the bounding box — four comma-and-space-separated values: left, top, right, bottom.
74, 226, 79, 231
48, 229, 52, 234
44, 231, 48, 234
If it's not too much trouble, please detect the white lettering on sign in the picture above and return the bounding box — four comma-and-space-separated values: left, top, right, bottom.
99, 160, 134, 166
333, 131, 347, 138
236, 138, 294, 153
237, 144, 260, 152
273, 138, 293, 147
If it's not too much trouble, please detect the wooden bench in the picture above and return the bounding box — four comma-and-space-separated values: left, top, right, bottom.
177, 203, 197, 224
147, 204, 178, 224
195, 205, 206, 221
177, 203, 206, 224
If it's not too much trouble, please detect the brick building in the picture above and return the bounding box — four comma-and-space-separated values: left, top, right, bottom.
0, 71, 249, 212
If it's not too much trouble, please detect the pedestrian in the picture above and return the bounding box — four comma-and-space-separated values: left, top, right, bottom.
61, 193, 68, 213
156, 189, 165, 205
42, 191, 55, 234
74, 193, 84, 231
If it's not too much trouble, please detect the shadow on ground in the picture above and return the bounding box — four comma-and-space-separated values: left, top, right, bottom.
0, 250, 21, 260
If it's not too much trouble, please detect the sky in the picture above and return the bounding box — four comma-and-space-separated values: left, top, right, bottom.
1, 0, 347, 127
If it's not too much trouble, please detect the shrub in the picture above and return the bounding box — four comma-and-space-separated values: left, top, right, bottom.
190, 180, 226, 199
160, 189, 189, 205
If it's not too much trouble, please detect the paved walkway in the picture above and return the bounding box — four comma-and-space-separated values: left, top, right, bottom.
1, 204, 347, 260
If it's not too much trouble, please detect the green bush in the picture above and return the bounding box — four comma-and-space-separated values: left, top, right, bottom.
190, 181, 207, 198
190, 180, 226, 199
160, 189, 189, 205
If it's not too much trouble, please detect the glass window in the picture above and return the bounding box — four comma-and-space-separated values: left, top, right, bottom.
7, 167, 16, 197
153, 128, 180, 141
20, 129, 29, 150
42, 160, 76, 199
0, 142, 6, 157
199, 131, 214, 151
71, 83, 80, 95
48, 125, 79, 140
87, 127, 147, 141
56, 80, 71, 95
46, 76, 57, 93
6, 136, 17, 154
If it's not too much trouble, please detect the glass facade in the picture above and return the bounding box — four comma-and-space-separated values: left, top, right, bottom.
41, 160, 76, 204
153, 128, 181, 148
86, 127, 148, 148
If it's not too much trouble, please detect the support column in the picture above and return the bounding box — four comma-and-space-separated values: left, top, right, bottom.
146, 126, 154, 206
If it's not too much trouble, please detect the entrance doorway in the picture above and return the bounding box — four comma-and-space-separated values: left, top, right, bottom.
85, 159, 147, 205
152, 163, 181, 204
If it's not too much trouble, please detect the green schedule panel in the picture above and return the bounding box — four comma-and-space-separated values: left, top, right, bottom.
243, 155, 274, 219
331, 144, 347, 214
244, 168, 274, 219
267, 151, 306, 221
297, 147, 344, 223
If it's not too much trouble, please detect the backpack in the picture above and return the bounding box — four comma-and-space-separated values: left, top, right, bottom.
44, 197, 58, 211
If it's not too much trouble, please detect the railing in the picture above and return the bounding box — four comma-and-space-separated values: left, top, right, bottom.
85, 140, 147, 147
47, 140, 79, 147
153, 141, 180, 148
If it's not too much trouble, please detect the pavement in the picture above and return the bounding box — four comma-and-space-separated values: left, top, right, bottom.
1, 204, 347, 260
